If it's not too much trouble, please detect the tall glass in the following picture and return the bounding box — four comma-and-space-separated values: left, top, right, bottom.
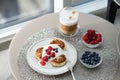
59, 7, 79, 37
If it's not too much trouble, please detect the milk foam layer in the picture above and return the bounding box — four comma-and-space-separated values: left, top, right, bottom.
60, 8, 79, 26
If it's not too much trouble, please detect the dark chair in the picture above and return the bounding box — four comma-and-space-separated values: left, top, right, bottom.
106, 0, 120, 23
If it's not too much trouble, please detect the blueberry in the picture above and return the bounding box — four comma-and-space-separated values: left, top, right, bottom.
85, 51, 91, 54
93, 62, 96, 65
87, 57, 91, 61
91, 53, 95, 57
91, 62, 94, 65
84, 59, 88, 63
93, 52, 96, 55
53, 48, 58, 53
81, 57, 85, 60
45, 49, 48, 52
97, 57, 101, 62
48, 56, 51, 59
83, 59, 86, 63
88, 54, 91, 58
96, 53, 99, 56
82, 54, 86, 57
94, 56, 98, 59
88, 60, 91, 64
56, 48, 58, 50
53, 48, 56, 51
82, 54, 87, 59
91, 58, 94, 62
94, 61, 98, 64
55, 51, 58, 53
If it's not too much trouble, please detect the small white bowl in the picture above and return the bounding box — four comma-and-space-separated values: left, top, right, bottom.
81, 30, 103, 48
81, 38, 102, 48
79, 51, 103, 68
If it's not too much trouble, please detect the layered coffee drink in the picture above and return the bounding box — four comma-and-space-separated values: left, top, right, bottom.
59, 7, 79, 36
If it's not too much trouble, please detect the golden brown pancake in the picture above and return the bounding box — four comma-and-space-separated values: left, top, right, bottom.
34, 47, 43, 60
50, 54, 67, 67
49, 39, 65, 49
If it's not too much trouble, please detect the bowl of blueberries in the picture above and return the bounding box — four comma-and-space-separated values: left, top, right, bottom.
79, 50, 103, 68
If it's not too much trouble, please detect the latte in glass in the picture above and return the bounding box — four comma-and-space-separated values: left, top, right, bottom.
59, 7, 79, 36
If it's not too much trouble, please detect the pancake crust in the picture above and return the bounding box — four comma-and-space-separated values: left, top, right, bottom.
49, 39, 65, 49
34, 47, 43, 60
50, 54, 67, 67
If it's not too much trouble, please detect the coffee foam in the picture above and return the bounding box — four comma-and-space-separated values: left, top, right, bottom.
60, 9, 79, 26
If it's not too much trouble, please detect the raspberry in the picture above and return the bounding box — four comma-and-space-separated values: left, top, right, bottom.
87, 29, 93, 33
50, 52, 55, 57
82, 35, 88, 41
97, 37, 102, 42
87, 29, 95, 37
94, 34, 97, 38
97, 34, 102, 38
48, 46, 53, 51
89, 41, 96, 45
40, 60, 46, 66
94, 40, 99, 44
46, 50, 51, 55
42, 56, 48, 62
85, 39, 90, 44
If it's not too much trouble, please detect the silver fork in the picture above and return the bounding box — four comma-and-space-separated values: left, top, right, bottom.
67, 61, 76, 80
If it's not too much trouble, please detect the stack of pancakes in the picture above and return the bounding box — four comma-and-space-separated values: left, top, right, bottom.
34, 39, 67, 67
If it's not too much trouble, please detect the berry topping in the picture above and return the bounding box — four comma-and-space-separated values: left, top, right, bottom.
48, 56, 51, 59
97, 34, 102, 38
96, 37, 102, 42
42, 56, 48, 62
48, 46, 53, 51
45, 49, 48, 52
82, 29, 102, 45
89, 41, 96, 45
46, 50, 51, 55
82, 35, 88, 41
87, 29, 95, 37
40, 60, 46, 66
53, 48, 56, 51
53, 48, 58, 53
50, 52, 55, 57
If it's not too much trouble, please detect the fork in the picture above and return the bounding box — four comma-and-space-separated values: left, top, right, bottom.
67, 61, 76, 80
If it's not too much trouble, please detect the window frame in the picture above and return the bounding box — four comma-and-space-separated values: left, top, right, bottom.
0, 0, 54, 43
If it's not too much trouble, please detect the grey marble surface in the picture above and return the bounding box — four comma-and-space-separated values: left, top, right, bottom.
17, 28, 119, 80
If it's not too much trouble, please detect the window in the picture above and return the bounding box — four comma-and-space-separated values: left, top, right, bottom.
72, 0, 107, 13
0, 0, 54, 29
0, 0, 54, 43
0, 0, 107, 43
72, 0, 95, 6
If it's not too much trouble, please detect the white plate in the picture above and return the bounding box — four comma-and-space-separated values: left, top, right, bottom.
26, 37, 77, 75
